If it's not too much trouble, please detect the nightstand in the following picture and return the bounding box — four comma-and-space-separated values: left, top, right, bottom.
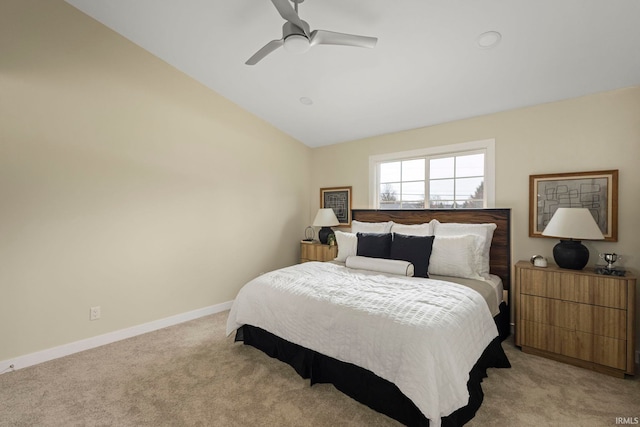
514, 260, 636, 377
300, 241, 338, 263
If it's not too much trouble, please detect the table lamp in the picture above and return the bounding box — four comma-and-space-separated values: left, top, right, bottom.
542, 208, 604, 270
313, 208, 339, 244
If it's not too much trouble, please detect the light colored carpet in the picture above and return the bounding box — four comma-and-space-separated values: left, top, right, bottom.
0, 311, 638, 426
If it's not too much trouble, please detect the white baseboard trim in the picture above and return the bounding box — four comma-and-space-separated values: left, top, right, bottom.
0, 301, 233, 375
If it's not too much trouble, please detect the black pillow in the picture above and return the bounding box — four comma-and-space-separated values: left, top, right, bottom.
390, 233, 435, 278
356, 233, 392, 259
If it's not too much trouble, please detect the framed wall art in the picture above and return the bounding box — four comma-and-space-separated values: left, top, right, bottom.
529, 170, 618, 241
320, 186, 352, 227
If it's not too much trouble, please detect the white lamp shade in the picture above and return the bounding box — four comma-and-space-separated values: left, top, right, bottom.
313, 208, 339, 227
541, 208, 604, 240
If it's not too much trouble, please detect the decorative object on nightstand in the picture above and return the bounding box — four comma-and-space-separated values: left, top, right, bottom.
530, 255, 547, 268
313, 208, 339, 244
541, 208, 604, 270
303, 226, 315, 242
596, 253, 626, 276
514, 261, 636, 377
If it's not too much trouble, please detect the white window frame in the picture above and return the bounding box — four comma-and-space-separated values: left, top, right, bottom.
369, 139, 495, 209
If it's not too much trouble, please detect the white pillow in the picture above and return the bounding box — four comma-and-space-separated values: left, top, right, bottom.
333, 230, 358, 262
428, 235, 485, 280
390, 221, 434, 236
346, 255, 414, 277
351, 220, 393, 234
432, 220, 497, 278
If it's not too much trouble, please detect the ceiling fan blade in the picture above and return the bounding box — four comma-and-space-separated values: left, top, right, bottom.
270, 0, 310, 36
245, 39, 284, 65
310, 30, 377, 49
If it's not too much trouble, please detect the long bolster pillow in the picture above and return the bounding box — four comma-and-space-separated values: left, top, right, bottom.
345, 255, 415, 277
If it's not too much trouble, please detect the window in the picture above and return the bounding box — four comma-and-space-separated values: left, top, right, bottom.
429, 152, 484, 208
379, 159, 426, 209
370, 140, 495, 209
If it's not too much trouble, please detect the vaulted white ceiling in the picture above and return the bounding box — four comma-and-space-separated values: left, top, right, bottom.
65, 0, 640, 148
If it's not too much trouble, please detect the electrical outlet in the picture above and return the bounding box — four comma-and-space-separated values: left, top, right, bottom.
90, 306, 101, 321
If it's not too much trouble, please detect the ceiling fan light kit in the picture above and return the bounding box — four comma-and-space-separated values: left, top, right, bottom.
284, 34, 310, 53
246, 0, 378, 65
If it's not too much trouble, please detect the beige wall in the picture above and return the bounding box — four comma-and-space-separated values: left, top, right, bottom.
0, 1, 311, 361
311, 86, 640, 349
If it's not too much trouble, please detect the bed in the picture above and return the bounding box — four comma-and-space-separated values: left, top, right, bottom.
227, 209, 512, 427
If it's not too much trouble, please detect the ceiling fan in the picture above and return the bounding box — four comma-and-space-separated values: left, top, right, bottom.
246, 0, 378, 65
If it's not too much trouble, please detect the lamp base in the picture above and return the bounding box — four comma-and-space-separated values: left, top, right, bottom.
553, 239, 590, 270
318, 227, 333, 244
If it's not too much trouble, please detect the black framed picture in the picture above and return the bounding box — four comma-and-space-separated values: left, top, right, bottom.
320, 186, 352, 227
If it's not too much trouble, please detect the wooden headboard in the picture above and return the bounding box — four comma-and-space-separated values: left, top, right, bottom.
351, 209, 512, 290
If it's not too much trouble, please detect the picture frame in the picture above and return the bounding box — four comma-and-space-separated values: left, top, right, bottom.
320, 186, 352, 227
529, 170, 618, 241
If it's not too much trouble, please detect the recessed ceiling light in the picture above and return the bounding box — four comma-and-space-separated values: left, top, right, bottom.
477, 31, 502, 49
299, 97, 313, 106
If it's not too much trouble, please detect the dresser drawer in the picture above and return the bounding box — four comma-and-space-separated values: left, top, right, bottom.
521, 320, 593, 362
521, 295, 626, 339
520, 320, 627, 370
520, 268, 627, 308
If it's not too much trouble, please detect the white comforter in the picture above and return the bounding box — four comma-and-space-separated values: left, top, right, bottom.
226, 261, 498, 426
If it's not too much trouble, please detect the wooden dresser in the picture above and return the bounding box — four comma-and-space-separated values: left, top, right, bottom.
300, 241, 338, 263
514, 260, 636, 377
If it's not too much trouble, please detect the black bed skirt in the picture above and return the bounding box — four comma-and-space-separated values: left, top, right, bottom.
235, 302, 511, 427
494, 300, 511, 341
